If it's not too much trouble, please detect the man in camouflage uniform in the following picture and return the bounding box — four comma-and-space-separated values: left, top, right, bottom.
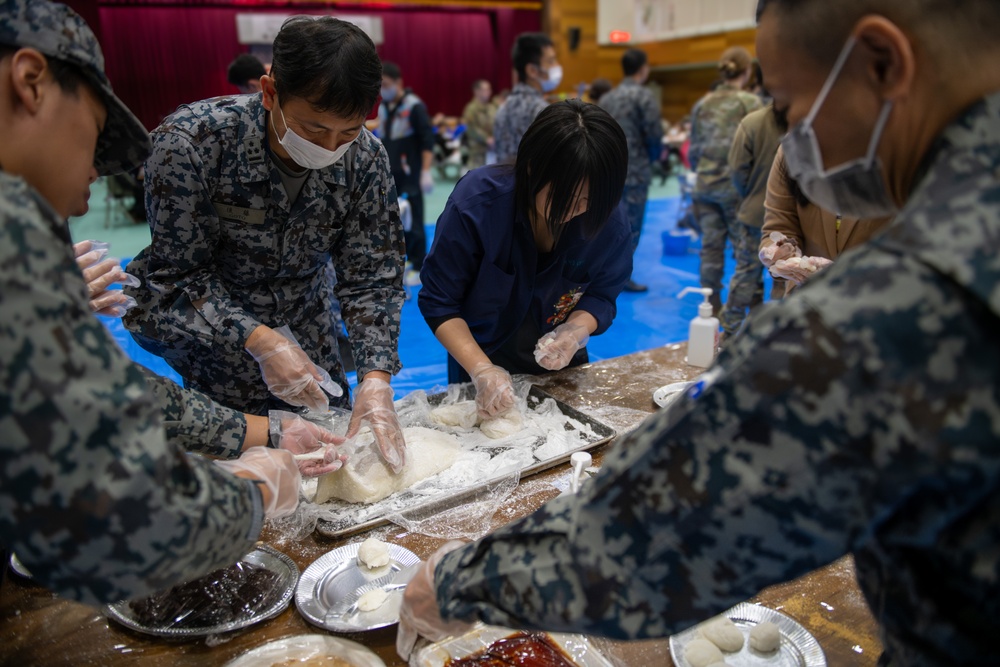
492, 33, 559, 163
0, 0, 304, 605
600, 48, 664, 293
689, 48, 763, 316
462, 79, 497, 170
123, 17, 409, 471
396, 1, 1000, 664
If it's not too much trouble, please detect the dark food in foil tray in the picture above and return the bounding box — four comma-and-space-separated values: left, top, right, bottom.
128, 561, 282, 629
446, 632, 580, 667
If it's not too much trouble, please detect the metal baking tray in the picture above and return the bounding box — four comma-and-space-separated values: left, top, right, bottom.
315, 385, 616, 539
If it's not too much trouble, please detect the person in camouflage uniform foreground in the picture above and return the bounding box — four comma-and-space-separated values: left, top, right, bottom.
122, 17, 410, 473
0, 0, 316, 605
397, 2, 1000, 664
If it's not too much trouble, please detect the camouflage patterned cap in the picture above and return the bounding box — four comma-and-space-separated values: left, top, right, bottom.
0, 0, 151, 175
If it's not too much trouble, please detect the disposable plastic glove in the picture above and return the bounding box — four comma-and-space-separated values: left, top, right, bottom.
420, 169, 434, 195
214, 447, 301, 518
770, 256, 834, 286
396, 540, 473, 661
346, 377, 406, 474
534, 322, 590, 371
470, 362, 516, 420
758, 231, 802, 267
247, 327, 341, 412
269, 411, 348, 477
73, 239, 141, 317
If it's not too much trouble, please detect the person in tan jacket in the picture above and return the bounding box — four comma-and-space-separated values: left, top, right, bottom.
759, 145, 892, 297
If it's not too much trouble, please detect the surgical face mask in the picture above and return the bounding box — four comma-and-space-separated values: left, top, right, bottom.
271, 103, 355, 170
540, 64, 563, 93
380, 86, 397, 102
780, 36, 898, 219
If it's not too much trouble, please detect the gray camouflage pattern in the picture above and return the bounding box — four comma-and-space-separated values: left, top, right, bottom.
123, 94, 405, 415
689, 88, 763, 193
599, 79, 664, 187
433, 93, 1000, 666
0, 171, 262, 606
720, 222, 764, 335
493, 83, 549, 163
0, 0, 151, 175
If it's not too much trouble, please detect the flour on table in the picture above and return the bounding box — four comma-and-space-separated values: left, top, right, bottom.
315, 427, 461, 504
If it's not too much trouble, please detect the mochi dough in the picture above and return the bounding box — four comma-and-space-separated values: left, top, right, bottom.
355, 588, 388, 612
749, 621, 781, 652
684, 639, 725, 667
479, 409, 524, 439
700, 617, 744, 652
356, 538, 390, 569
430, 401, 479, 429
315, 426, 461, 504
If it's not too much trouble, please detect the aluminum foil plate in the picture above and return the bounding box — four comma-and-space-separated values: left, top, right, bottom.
411, 624, 615, 667
652, 381, 695, 408
9, 552, 33, 580
224, 634, 386, 667
669, 602, 827, 667
296, 541, 420, 633
104, 545, 298, 638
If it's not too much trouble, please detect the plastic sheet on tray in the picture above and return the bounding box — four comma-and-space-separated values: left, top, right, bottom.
410, 624, 615, 667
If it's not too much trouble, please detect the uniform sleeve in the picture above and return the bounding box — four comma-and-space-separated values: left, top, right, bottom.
0, 211, 263, 606
761, 147, 804, 249
462, 102, 488, 148
142, 369, 248, 459
411, 102, 438, 154
688, 99, 704, 172
575, 207, 632, 335
142, 130, 262, 349
333, 142, 406, 378
641, 90, 665, 158
433, 266, 953, 638
417, 195, 485, 327
728, 119, 754, 199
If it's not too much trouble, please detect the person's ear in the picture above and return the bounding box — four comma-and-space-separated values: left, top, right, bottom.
9, 48, 49, 114
854, 15, 915, 101
260, 74, 277, 111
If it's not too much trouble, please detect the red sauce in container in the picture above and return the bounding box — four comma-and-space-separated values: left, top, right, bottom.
445, 632, 579, 667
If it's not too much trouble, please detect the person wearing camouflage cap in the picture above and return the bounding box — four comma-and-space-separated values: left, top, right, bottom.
122, 15, 409, 474
0, 0, 322, 605
396, 1, 1000, 664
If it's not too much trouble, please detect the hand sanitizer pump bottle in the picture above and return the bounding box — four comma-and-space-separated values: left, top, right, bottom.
677, 287, 720, 368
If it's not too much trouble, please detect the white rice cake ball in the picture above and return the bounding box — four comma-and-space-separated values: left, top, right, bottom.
684, 638, 725, 667
356, 538, 390, 569
749, 620, 781, 652
356, 588, 388, 612
700, 617, 744, 652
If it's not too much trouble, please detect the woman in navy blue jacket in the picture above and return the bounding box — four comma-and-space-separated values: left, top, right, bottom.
418, 100, 631, 419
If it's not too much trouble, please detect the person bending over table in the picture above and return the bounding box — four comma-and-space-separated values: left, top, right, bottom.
418, 100, 632, 420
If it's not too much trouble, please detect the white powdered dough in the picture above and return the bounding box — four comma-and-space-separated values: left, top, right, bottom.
315, 427, 461, 504
706, 662, 732, 667
430, 401, 479, 429
356, 538, 390, 569
684, 639, 725, 667
749, 621, 781, 652
700, 617, 744, 652
479, 409, 524, 439
355, 588, 388, 612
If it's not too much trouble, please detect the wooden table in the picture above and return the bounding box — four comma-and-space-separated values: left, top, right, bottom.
0, 344, 882, 666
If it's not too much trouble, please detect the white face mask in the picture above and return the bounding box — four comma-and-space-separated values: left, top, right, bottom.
271, 102, 356, 170
540, 64, 563, 93
780, 36, 898, 219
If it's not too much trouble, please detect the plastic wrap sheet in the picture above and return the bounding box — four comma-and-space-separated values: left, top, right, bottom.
271, 382, 614, 541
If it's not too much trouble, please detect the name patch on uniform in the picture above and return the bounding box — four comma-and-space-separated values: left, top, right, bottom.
212, 202, 266, 225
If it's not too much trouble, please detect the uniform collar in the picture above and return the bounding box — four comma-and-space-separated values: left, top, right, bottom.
236, 95, 348, 189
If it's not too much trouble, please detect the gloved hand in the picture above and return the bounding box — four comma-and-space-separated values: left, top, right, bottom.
346, 377, 406, 474
420, 169, 434, 194
269, 411, 347, 477
470, 362, 516, 420
533, 322, 590, 371
396, 540, 473, 661
73, 239, 141, 317
770, 256, 834, 286
247, 329, 333, 413
214, 447, 301, 518
758, 231, 802, 268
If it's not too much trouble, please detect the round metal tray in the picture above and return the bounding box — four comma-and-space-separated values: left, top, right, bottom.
224, 634, 386, 667
104, 545, 298, 638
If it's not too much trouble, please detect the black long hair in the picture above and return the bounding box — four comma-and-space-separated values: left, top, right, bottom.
513, 99, 628, 245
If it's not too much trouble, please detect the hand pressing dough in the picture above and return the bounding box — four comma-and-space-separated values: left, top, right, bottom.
315, 426, 461, 504
684, 638, 725, 667
355, 588, 388, 612
430, 401, 479, 429
749, 621, 781, 652
356, 538, 390, 569
479, 409, 524, 439
700, 617, 744, 652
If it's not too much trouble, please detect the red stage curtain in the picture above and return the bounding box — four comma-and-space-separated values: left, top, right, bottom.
95, 4, 541, 131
